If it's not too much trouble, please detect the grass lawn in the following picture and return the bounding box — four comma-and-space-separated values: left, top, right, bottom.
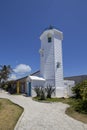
0, 98, 24, 130
33, 97, 87, 124
66, 107, 87, 124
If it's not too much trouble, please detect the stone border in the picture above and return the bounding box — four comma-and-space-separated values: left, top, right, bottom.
14, 109, 25, 130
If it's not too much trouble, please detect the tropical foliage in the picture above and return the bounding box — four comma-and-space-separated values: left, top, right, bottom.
0, 65, 14, 93
0, 65, 12, 84
34, 86, 41, 97
72, 80, 87, 114
72, 80, 87, 100
74, 99, 87, 114
45, 85, 55, 98
40, 87, 46, 100
34, 85, 55, 100
1, 81, 16, 94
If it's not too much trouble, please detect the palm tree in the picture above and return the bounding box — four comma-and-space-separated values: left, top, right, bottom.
0, 65, 12, 85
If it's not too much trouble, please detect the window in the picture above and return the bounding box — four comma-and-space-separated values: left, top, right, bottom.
48, 37, 52, 43
57, 62, 61, 68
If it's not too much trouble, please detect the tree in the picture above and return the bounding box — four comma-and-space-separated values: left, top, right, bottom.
0, 65, 12, 86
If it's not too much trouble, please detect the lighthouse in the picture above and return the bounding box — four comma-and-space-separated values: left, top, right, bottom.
16, 26, 75, 98
40, 26, 64, 97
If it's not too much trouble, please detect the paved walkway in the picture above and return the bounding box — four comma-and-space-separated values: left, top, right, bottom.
0, 90, 87, 130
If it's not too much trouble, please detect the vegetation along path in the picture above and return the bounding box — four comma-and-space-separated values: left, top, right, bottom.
0, 90, 87, 130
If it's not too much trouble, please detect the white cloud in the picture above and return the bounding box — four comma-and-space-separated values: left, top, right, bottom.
8, 64, 31, 81
8, 74, 17, 80
13, 64, 31, 74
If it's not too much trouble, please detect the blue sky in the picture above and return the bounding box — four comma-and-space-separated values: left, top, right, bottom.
0, 0, 87, 79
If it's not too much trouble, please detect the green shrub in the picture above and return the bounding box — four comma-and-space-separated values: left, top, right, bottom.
40, 87, 46, 100
74, 100, 87, 114
34, 86, 46, 100
45, 85, 55, 98
34, 86, 41, 97
72, 80, 87, 114
34, 86, 55, 100
72, 83, 81, 99
80, 86, 87, 100
72, 80, 87, 100
3, 84, 8, 90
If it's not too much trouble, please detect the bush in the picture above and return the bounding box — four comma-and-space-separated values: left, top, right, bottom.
1, 83, 16, 94
40, 87, 46, 100
72, 80, 87, 100
3, 84, 9, 91
34, 86, 41, 97
45, 85, 55, 98
34, 86, 46, 100
34, 86, 55, 100
8, 85, 16, 94
72, 83, 81, 99
74, 100, 87, 114
72, 80, 87, 114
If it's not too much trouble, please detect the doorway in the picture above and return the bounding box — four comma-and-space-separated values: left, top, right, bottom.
29, 82, 31, 96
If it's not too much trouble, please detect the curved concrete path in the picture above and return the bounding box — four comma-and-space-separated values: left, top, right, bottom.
0, 90, 87, 130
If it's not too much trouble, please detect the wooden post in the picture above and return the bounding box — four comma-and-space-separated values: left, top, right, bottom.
17, 81, 20, 94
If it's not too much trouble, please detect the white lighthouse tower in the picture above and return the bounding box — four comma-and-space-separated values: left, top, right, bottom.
40, 26, 64, 97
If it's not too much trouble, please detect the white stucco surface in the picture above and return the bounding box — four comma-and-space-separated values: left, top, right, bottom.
64, 80, 75, 97
40, 28, 65, 97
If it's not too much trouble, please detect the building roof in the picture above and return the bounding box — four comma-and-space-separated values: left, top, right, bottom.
16, 70, 87, 85
30, 70, 40, 76
15, 70, 40, 81
44, 25, 54, 31
29, 76, 45, 81
40, 26, 63, 41
16, 76, 28, 82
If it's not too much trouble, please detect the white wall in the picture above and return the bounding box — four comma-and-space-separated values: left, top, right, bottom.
64, 80, 75, 97
31, 80, 45, 97
40, 37, 55, 79
40, 29, 64, 97
32, 80, 45, 88
40, 31, 55, 86
56, 87, 65, 97
54, 38, 64, 89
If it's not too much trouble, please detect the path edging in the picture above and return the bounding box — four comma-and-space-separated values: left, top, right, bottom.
14, 109, 25, 130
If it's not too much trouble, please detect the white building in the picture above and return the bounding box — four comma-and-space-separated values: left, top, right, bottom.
39, 27, 64, 97
17, 26, 75, 97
